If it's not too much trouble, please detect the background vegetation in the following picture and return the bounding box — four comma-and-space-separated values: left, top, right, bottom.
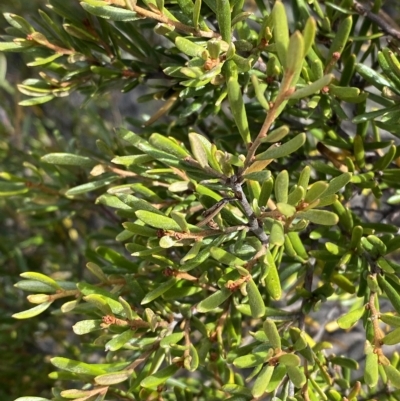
2, 1, 400, 401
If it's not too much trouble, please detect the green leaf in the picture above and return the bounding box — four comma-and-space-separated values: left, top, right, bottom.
12, 301, 53, 319
197, 288, 232, 312
51, 357, 106, 376
263, 319, 281, 349
189, 132, 211, 167
290, 74, 334, 100
296, 210, 339, 225
135, 210, 182, 231
380, 313, 400, 327
41, 153, 95, 167
14, 280, 57, 293
305, 181, 328, 203
210, 247, 246, 266
160, 332, 185, 348
247, 278, 266, 318
325, 16, 352, 69
19, 95, 55, 106
264, 250, 282, 300
216, 0, 231, 43
252, 365, 275, 398
255, 133, 306, 160
278, 354, 301, 366
20, 272, 61, 289
383, 364, 400, 389
287, 365, 306, 388
65, 176, 118, 196
286, 31, 304, 77
175, 37, 205, 58
275, 170, 289, 203
95, 370, 132, 385
364, 352, 378, 387
264, 125, 290, 143
382, 327, 400, 345
330, 356, 359, 370
272, 1, 289, 68
4, 12, 33, 31
105, 330, 135, 352
149, 134, 190, 159
266, 364, 287, 392
276, 202, 296, 217
233, 349, 272, 368
140, 364, 180, 388
322, 173, 352, 197
141, 278, 178, 305
15, 398, 51, 401
377, 275, 400, 314
73, 320, 103, 335
184, 344, 199, 372
80, 2, 139, 20
270, 219, 285, 247
226, 60, 251, 144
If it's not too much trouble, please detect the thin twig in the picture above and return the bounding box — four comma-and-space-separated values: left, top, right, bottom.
132, 4, 220, 39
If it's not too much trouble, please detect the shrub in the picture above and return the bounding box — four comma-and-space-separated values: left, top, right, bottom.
2, 1, 400, 400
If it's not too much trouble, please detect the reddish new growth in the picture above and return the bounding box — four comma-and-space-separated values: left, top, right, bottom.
266, 76, 275, 84
163, 268, 174, 277
204, 58, 219, 71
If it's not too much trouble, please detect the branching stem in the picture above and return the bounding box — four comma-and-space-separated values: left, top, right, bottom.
132, 4, 219, 38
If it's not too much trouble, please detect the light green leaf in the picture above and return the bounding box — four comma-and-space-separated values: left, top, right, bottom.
210, 246, 246, 266
140, 364, 180, 388
136, 210, 182, 231
383, 364, 400, 388
80, 2, 139, 20
296, 210, 339, 225
364, 352, 378, 387
19, 95, 55, 106
247, 278, 266, 318
95, 370, 132, 385
287, 365, 306, 388
141, 278, 178, 304
73, 320, 103, 335
263, 319, 281, 349
66, 176, 118, 196
15, 398, 51, 401
290, 74, 334, 100
275, 170, 289, 203
41, 153, 95, 167
160, 332, 185, 348
105, 330, 135, 352
255, 134, 306, 160
20, 272, 61, 289
272, 1, 289, 68
12, 301, 53, 319
382, 327, 400, 345
252, 365, 275, 398
278, 353, 301, 366
197, 288, 231, 312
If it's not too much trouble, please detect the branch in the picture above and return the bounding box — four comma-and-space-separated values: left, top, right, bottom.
230, 178, 269, 245
353, 1, 400, 40
132, 4, 220, 39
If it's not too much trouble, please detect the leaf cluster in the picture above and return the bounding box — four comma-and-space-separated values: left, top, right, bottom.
2, 1, 400, 401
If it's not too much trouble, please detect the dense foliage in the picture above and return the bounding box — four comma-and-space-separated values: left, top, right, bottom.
2, 0, 400, 400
